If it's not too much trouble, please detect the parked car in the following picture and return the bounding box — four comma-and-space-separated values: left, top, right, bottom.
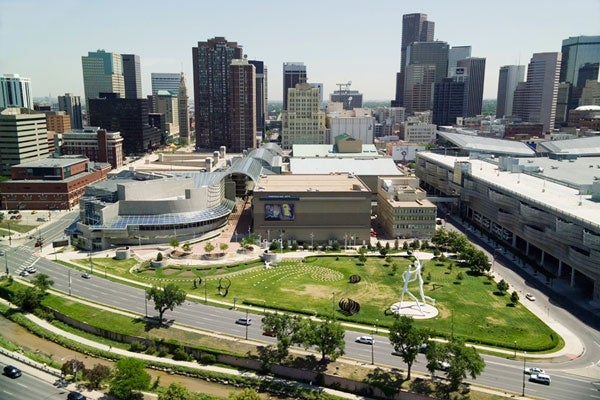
355, 335, 374, 345
525, 293, 536, 301
235, 318, 252, 326
524, 367, 545, 375
3, 365, 21, 378
529, 373, 551, 385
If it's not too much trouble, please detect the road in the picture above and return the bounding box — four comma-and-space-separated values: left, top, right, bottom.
0, 355, 68, 400
4, 213, 600, 400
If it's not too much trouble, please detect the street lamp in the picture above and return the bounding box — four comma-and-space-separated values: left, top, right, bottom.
514, 341, 517, 358
4, 251, 8, 276
522, 351, 527, 396
310, 232, 314, 250
375, 318, 379, 334
245, 309, 249, 340
371, 337, 375, 365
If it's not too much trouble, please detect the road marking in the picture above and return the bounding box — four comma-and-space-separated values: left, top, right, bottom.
2, 390, 15, 396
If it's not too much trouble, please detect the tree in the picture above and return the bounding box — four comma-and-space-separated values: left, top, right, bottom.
84, 364, 112, 389
110, 358, 151, 400
388, 315, 430, 379
61, 359, 85, 380
159, 382, 192, 400
182, 242, 191, 252
497, 279, 509, 294
219, 243, 229, 253
394, 238, 399, 250
146, 284, 187, 323
204, 242, 215, 254
445, 339, 486, 391
169, 238, 179, 250
262, 313, 298, 360
32, 273, 54, 294
229, 388, 261, 400
510, 291, 519, 305
296, 318, 345, 363
464, 248, 491, 275
12, 286, 41, 311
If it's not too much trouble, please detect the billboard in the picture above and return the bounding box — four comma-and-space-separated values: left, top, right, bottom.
264, 203, 294, 221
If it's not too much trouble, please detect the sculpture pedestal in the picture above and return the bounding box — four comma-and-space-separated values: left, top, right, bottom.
390, 301, 438, 320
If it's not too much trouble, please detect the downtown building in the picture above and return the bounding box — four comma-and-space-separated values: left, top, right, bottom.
58, 93, 83, 129
281, 83, 326, 149
229, 58, 256, 153
283, 62, 307, 110
81, 50, 125, 105
496, 65, 526, 118
0, 108, 49, 175
58, 127, 124, 169
0, 74, 32, 109
177, 73, 191, 142
456, 57, 486, 117
249, 60, 268, 140
121, 54, 142, 99
192, 37, 243, 149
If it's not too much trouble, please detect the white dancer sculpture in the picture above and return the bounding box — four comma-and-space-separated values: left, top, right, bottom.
398, 259, 435, 314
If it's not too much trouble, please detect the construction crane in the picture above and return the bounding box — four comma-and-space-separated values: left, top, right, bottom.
336, 81, 352, 94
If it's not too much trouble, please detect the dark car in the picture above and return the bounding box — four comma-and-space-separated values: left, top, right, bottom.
235, 318, 252, 326
3, 365, 21, 378
67, 392, 87, 400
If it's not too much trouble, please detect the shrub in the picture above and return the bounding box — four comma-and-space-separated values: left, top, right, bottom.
157, 345, 169, 357
129, 340, 147, 352
156, 252, 163, 261
173, 346, 191, 361
199, 353, 217, 364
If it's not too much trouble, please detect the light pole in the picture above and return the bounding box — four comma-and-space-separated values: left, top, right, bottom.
310, 232, 314, 250
375, 319, 379, 334
245, 309, 249, 340
371, 337, 375, 365
68, 269, 71, 296
89, 250, 93, 274
263, 300, 266, 313
332, 292, 336, 316
514, 341, 517, 358
522, 351, 526, 396
144, 294, 148, 317
4, 251, 8, 276
344, 233, 348, 250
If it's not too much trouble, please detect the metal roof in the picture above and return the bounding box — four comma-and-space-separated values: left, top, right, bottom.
537, 136, 600, 156
290, 157, 402, 175
438, 131, 536, 156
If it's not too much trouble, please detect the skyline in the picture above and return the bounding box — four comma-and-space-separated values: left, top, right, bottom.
1, 0, 599, 105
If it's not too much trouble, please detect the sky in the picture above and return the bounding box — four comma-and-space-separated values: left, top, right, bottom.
1, 0, 599, 105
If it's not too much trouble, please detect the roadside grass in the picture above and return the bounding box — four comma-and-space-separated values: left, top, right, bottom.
0, 220, 37, 234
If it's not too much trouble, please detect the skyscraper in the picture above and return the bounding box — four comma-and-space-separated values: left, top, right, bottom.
249, 60, 268, 140
281, 83, 326, 149
192, 37, 243, 149
81, 50, 125, 105
121, 54, 142, 99
0, 108, 49, 175
283, 62, 307, 110
392, 13, 435, 107
456, 57, 486, 117
229, 58, 256, 152
155, 90, 179, 136
177, 72, 190, 142
433, 78, 465, 126
448, 46, 471, 77
496, 65, 525, 118
403, 41, 448, 114
151, 73, 181, 96
58, 93, 83, 129
516, 52, 561, 133
0, 74, 32, 109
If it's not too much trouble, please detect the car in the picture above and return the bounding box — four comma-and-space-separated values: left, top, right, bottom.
0, 250, 4, 256
529, 373, 551, 385
525, 293, 536, 301
67, 392, 87, 400
19, 270, 29, 277
36, 217, 49, 222
524, 367, 545, 375
3, 365, 21, 378
31, 210, 37, 214
355, 335, 374, 345
419, 343, 428, 353
26, 267, 36, 274
235, 318, 251, 326
437, 361, 451, 371
262, 329, 276, 337
81, 273, 91, 279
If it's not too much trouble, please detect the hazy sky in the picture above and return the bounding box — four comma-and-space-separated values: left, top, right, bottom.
1, 0, 599, 104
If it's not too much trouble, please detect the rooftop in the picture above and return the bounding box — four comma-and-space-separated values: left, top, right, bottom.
255, 174, 370, 193
292, 144, 380, 158
290, 157, 402, 176
437, 131, 536, 156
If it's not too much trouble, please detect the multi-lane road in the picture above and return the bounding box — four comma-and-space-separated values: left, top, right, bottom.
4, 212, 600, 400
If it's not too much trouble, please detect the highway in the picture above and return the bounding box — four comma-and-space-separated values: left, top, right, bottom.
0, 354, 68, 400
4, 213, 600, 399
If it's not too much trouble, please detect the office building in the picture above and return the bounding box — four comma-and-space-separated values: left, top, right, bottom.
393, 13, 435, 107
58, 93, 83, 129
330, 89, 363, 110
326, 109, 375, 144
0, 108, 49, 175
433, 78, 465, 126
456, 57, 486, 117
45, 111, 71, 133
249, 60, 268, 139
281, 83, 326, 149
0, 74, 32, 109
151, 73, 180, 96
229, 58, 256, 152
404, 64, 437, 115
516, 52, 561, 133
59, 127, 124, 169
121, 54, 142, 99
192, 37, 243, 149
401, 117, 436, 143
496, 65, 526, 118
283, 62, 307, 110
88, 94, 162, 155
177, 72, 190, 142
310, 83, 324, 106
155, 90, 179, 137
81, 50, 125, 104
448, 46, 471, 77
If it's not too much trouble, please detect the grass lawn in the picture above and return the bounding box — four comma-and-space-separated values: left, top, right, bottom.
0, 220, 37, 234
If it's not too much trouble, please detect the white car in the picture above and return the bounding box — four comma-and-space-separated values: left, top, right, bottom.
235, 318, 252, 326
524, 367, 545, 375
355, 335, 374, 345
19, 270, 29, 277
525, 293, 536, 301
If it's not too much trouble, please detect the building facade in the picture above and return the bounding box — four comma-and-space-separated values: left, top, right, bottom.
448, 46, 471, 77
401, 118, 437, 143
433, 78, 465, 126
0, 74, 32, 109
192, 37, 243, 149
249, 60, 268, 140
58, 93, 83, 129
155, 90, 179, 137
229, 58, 256, 152
60, 127, 124, 169
82, 50, 125, 105
177, 72, 191, 142
45, 111, 71, 133
496, 65, 526, 118
456, 57, 486, 118
404, 64, 437, 115
121, 54, 142, 99
283, 62, 307, 110
0, 108, 49, 175
281, 83, 326, 149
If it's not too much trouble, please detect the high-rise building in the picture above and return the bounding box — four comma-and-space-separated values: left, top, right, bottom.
448, 46, 471, 77
330, 89, 363, 110
248, 60, 268, 140
0, 74, 32, 109
151, 73, 181, 96
283, 62, 307, 110
433, 78, 465, 126
121, 54, 142, 99
177, 72, 190, 142
557, 36, 600, 125
45, 111, 71, 133
229, 58, 256, 152
516, 52, 561, 133
192, 37, 243, 149
393, 13, 435, 107
456, 57, 486, 117
281, 83, 326, 149
496, 65, 525, 118
81, 50, 125, 105
0, 108, 49, 175
88, 94, 162, 154
155, 90, 179, 136
60, 127, 124, 169
58, 93, 83, 129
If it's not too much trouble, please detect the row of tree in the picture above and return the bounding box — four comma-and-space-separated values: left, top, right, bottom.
431, 228, 491, 275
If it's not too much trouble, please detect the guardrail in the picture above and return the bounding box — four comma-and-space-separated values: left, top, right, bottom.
0, 346, 62, 378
